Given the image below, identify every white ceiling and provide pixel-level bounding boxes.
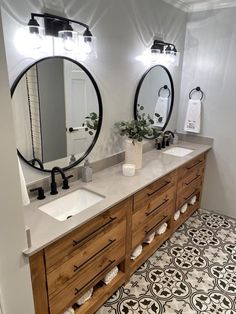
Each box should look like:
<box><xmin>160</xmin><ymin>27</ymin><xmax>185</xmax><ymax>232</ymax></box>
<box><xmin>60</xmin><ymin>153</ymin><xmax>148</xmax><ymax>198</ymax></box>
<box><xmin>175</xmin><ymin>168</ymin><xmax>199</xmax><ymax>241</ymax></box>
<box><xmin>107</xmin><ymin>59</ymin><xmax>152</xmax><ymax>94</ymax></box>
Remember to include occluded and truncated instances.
<box><xmin>162</xmin><ymin>0</ymin><xmax>236</xmax><ymax>12</ymax></box>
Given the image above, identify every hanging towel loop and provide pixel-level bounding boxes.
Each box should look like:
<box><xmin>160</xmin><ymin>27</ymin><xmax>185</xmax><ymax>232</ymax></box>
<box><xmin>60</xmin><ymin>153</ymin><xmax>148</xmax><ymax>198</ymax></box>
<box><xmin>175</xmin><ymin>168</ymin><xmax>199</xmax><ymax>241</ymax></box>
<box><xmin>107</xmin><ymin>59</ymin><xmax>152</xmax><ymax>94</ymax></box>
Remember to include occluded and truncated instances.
<box><xmin>158</xmin><ymin>85</ymin><xmax>171</xmax><ymax>98</ymax></box>
<box><xmin>189</xmin><ymin>86</ymin><xmax>204</xmax><ymax>101</ymax></box>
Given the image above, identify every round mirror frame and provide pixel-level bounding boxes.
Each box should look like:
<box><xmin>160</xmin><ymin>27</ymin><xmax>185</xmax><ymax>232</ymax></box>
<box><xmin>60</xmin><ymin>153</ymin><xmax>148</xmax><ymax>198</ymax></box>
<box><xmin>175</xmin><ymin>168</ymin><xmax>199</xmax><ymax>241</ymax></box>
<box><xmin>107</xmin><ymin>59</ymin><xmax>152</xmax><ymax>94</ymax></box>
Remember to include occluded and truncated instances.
<box><xmin>133</xmin><ymin>64</ymin><xmax>174</xmax><ymax>138</ymax></box>
<box><xmin>11</xmin><ymin>56</ymin><xmax>103</xmax><ymax>173</ymax></box>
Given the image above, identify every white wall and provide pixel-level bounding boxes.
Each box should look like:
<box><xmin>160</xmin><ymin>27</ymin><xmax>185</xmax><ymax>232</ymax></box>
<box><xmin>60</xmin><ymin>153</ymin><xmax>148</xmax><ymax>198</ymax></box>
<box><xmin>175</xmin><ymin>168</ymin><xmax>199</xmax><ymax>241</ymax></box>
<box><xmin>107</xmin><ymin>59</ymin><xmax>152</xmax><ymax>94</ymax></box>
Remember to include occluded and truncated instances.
<box><xmin>178</xmin><ymin>7</ymin><xmax>236</xmax><ymax>218</ymax></box>
<box><xmin>0</xmin><ymin>13</ymin><xmax>35</xmax><ymax>314</ymax></box>
<box><xmin>1</xmin><ymin>0</ymin><xmax>187</xmax><ymax>183</ymax></box>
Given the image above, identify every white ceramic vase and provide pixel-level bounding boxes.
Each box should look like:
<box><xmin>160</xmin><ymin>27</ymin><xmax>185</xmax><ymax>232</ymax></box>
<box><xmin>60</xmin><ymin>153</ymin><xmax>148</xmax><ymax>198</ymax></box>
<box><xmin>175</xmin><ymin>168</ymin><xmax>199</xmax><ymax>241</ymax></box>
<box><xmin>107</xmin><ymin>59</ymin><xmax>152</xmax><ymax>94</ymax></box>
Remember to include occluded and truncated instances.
<box><xmin>125</xmin><ymin>139</ymin><xmax>143</xmax><ymax>169</ymax></box>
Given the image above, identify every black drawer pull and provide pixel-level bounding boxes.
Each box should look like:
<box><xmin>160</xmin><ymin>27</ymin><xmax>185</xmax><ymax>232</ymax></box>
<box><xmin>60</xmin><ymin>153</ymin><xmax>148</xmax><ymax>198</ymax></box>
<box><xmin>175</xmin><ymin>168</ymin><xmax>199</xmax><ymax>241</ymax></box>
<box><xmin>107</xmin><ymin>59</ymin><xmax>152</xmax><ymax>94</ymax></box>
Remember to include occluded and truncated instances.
<box><xmin>146</xmin><ymin>198</ymin><xmax>169</xmax><ymax>217</ymax></box>
<box><xmin>185</xmin><ymin>175</ymin><xmax>201</xmax><ymax>186</ymax></box>
<box><xmin>147</xmin><ymin>181</ymin><xmax>171</xmax><ymax>197</ymax></box>
<box><xmin>74</xmin><ymin>259</ymin><xmax>116</xmax><ymax>296</ymax></box>
<box><xmin>184</xmin><ymin>189</ymin><xmax>198</xmax><ymax>201</ymax></box>
<box><xmin>73</xmin><ymin>239</ymin><xmax>116</xmax><ymax>272</ymax></box>
<box><xmin>186</xmin><ymin>160</ymin><xmax>202</xmax><ymax>170</ymax></box>
<box><xmin>73</xmin><ymin>216</ymin><xmax>117</xmax><ymax>248</ymax></box>
<box><xmin>145</xmin><ymin>215</ymin><xmax>167</xmax><ymax>235</ymax></box>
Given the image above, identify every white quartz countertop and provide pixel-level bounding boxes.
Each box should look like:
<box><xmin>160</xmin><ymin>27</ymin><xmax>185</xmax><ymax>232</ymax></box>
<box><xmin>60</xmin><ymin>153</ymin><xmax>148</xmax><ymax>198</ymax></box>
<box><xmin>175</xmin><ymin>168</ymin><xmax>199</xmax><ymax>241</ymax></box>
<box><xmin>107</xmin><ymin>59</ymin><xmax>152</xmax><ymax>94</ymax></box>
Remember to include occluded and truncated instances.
<box><xmin>23</xmin><ymin>141</ymin><xmax>211</xmax><ymax>256</ymax></box>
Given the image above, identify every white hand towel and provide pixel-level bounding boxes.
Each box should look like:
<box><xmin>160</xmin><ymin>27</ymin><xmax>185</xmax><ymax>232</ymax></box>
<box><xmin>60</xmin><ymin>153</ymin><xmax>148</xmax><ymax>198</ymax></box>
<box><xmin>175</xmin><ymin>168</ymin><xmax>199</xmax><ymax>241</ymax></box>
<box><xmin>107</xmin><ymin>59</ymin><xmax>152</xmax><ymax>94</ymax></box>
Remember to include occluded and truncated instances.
<box><xmin>17</xmin><ymin>157</ymin><xmax>30</xmax><ymax>206</ymax></box>
<box><xmin>189</xmin><ymin>195</ymin><xmax>197</xmax><ymax>205</ymax></box>
<box><xmin>102</xmin><ymin>266</ymin><xmax>119</xmax><ymax>285</ymax></box>
<box><xmin>184</xmin><ymin>99</ymin><xmax>201</xmax><ymax>133</ymax></box>
<box><xmin>156</xmin><ymin>222</ymin><xmax>168</xmax><ymax>235</ymax></box>
<box><xmin>174</xmin><ymin>210</ymin><xmax>180</xmax><ymax>221</ymax></box>
<box><xmin>180</xmin><ymin>203</ymin><xmax>188</xmax><ymax>214</ymax></box>
<box><xmin>76</xmin><ymin>288</ymin><xmax>93</xmax><ymax>306</ymax></box>
<box><xmin>144</xmin><ymin>232</ymin><xmax>155</xmax><ymax>244</ymax></box>
<box><xmin>153</xmin><ymin>97</ymin><xmax>169</xmax><ymax>128</ymax></box>
<box><xmin>63</xmin><ymin>308</ymin><xmax>74</xmax><ymax>314</ymax></box>
<box><xmin>131</xmin><ymin>245</ymin><xmax>143</xmax><ymax>260</ymax></box>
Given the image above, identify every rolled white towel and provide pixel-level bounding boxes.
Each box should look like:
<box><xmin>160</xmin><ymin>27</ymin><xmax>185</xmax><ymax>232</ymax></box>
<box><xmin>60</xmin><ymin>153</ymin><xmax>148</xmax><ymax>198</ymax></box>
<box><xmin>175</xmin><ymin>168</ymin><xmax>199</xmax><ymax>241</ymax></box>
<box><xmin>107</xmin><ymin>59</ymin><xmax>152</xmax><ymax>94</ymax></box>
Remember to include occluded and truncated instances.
<box><xmin>189</xmin><ymin>195</ymin><xmax>197</xmax><ymax>205</ymax></box>
<box><xmin>174</xmin><ymin>210</ymin><xmax>180</xmax><ymax>221</ymax></box>
<box><xmin>131</xmin><ymin>245</ymin><xmax>143</xmax><ymax>260</ymax></box>
<box><xmin>144</xmin><ymin>232</ymin><xmax>155</xmax><ymax>244</ymax></box>
<box><xmin>156</xmin><ymin>222</ymin><xmax>168</xmax><ymax>235</ymax></box>
<box><xmin>63</xmin><ymin>308</ymin><xmax>74</xmax><ymax>314</ymax></box>
<box><xmin>180</xmin><ymin>203</ymin><xmax>188</xmax><ymax>214</ymax></box>
<box><xmin>76</xmin><ymin>288</ymin><xmax>93</xmax><ymax>306</ymax></box>
<box><xmin>102</xmin><ymin>266</ymin><xmax>119</xmax><ymax>285</ymax></box>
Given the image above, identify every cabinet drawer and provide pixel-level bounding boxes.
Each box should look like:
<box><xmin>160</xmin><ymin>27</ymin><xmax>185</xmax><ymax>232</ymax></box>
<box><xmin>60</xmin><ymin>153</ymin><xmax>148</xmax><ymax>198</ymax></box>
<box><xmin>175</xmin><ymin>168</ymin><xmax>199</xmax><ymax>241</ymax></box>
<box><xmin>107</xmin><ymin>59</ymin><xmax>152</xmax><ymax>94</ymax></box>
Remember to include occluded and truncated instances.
<box><xmin>49</xmin><ymin>241</ymin><xmax>125</xmax><ymax>314</ymax></box>
<box><xmin>178</xmin><ymin>154</ymin><xmax>205</xmax><ymax>180</ymax></box>
<box><xmin>132</xmin><ymin>186</ymin><xmax>175</xmax><ymax>231</ymax></box>
<box><xmin>134</xmin><ymin>171</ymin><xmax>176</xmax><ymax>213</ymax></box>
<box><xmin>47</xmin><ymin>219</ymin><xmax>126</xmax><ymax>296</ymax></box>
<box><xmin>177</xmin><ymin>164</ymin><xmax>205</xmax><ymax>192</ymax></box>
<box><xmin>132</xmin><ymin>202</ymin><xmax>174</xmax><ymax>249</ymax></box>
<box><xmin>176</xmin><ymin>177</ymin><xmax>202</xmax><ymax>209</ymax></box>
<box><xmin>45</xmin><ymin>198</ymin><xmax>129</xmax><ymax>271</ymax></box>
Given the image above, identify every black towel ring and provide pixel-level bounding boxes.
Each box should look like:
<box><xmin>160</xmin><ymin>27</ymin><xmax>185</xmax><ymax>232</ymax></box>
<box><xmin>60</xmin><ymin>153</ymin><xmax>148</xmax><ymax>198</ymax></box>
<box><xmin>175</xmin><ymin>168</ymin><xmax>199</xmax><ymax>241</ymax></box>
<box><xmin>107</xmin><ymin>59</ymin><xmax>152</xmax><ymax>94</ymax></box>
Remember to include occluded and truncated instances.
<box><xmin>189</xmin><ymin>86</ymin><xmax>204</xmax><ymax>101</ymax></box>
<box><xmin>158</xmin><ymin>85</ymin><xmax>171</xmax><ymax>98</ymax></box>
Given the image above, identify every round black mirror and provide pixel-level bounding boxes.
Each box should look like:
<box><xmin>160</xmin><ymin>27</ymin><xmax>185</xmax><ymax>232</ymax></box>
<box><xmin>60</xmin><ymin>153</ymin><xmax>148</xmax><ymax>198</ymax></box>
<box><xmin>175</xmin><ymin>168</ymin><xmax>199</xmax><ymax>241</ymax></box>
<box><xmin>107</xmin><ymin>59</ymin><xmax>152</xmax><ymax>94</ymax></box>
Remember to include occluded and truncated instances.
<box><xmin>134</xmin><ymin>65</ymin><xmax>174</xmax><ymax>139</ymax></box>
<box><xmin>11</xmin><ymin>56</ymin><xmax>103</xmax><ymax>172</ymax></box>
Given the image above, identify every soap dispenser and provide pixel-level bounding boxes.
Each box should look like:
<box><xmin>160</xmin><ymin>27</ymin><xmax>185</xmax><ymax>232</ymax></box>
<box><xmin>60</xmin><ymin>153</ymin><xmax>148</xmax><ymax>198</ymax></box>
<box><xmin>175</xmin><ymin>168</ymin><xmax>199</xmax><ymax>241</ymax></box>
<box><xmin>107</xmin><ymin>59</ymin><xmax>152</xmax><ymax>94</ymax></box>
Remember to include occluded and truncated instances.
<box><xmin>81</xmin><ymin>159</ymin><xmax>93</xmax><ymax>182</ymax></box>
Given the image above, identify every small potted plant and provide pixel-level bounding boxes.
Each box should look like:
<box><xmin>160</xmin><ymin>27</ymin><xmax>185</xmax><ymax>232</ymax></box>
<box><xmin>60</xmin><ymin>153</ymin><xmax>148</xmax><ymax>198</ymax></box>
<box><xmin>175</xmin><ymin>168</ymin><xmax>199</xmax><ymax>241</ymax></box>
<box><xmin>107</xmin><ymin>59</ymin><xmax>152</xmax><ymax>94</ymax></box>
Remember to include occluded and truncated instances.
<box><xmin>115</xmin><ymin>105</ymin><xmax>155</xmax><ymax>169</ymax></box>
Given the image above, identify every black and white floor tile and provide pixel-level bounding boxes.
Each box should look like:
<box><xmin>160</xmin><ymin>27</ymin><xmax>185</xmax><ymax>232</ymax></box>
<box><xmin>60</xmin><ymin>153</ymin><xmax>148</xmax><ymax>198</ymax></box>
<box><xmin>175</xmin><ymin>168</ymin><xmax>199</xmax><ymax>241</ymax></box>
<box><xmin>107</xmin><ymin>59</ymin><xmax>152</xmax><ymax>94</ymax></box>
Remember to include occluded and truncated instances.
<box><xmin>97</xmin><ymin>209</ymin><xmax>236</xmax><ymax>314</ymax></box>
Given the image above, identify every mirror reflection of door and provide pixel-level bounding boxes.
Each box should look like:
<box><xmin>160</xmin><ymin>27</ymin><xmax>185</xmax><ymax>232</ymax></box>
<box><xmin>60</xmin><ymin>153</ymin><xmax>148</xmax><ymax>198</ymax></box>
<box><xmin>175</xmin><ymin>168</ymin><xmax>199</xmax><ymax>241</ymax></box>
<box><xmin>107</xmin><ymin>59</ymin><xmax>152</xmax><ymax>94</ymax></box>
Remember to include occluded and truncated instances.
<box><xmin>64</xmin><ymin>62</ymin><xmax>97</xmax><ymax>156</ymax></box>
<box><xmin>11</xmin><ymin>57</ymin><xmax>102</xmax><ymax>171</ymax></box>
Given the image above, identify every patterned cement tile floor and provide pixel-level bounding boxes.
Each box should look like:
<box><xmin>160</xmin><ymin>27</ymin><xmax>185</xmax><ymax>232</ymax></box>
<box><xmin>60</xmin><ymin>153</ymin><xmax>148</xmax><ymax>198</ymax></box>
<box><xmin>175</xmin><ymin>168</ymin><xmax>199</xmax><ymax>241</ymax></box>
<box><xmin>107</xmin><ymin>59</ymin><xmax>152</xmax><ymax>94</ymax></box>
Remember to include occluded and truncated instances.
<box><xmin>97</xmin><ymin>209</ymin><xmax>236</xmax><ymax>314</ymax></box>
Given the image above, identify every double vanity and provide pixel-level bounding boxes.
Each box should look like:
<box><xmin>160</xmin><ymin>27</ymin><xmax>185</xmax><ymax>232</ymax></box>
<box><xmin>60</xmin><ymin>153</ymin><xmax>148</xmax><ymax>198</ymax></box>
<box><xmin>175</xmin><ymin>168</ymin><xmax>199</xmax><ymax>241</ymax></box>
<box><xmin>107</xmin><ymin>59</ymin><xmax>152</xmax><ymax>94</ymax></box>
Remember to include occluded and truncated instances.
<box><xmin>9</xmin><ymin>51</ymin><xmax>212</xmax><ymax>313</ymax></box>
<box><xmin>24</xmin><ymin>142</ymin><xmax>211</xmax><ymax>314</ymax></box>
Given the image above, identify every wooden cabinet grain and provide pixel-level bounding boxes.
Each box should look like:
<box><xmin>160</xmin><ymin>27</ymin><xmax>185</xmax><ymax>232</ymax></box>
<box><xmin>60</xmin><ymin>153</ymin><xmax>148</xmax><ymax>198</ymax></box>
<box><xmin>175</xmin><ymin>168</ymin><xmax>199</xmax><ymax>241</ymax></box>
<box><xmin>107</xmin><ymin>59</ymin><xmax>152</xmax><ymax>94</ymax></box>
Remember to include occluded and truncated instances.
<box><xmin>29</xmin><ymin>153</ymin><xmax>207</xmax><ymax>314</ymax></box>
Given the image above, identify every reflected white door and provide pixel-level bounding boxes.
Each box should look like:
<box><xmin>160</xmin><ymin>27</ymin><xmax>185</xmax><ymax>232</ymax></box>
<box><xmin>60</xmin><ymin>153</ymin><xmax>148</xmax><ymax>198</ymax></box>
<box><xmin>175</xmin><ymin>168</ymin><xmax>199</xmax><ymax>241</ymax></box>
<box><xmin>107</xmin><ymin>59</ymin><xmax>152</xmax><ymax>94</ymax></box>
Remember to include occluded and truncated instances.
<box><xmin>64</xmin><ymin>62</ymin><xmax>91</xmax><ymax>157</ymax></box>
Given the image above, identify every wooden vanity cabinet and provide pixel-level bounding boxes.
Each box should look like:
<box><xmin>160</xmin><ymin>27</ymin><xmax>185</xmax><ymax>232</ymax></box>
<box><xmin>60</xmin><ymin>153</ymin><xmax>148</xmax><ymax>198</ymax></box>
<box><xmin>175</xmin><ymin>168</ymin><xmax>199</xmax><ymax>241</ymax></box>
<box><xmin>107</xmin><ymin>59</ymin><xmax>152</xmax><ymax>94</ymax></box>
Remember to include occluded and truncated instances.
<box><xmin>172</xmin><ymin>153</ymin><xmax>206</xmax><ymax>231</ymax></box>
<box><xmin>29</xmin><ymin>153</ymin><xmax>207</xmax><ymax>314</ymax></box>
<box><xmin>30</xmin><ymin>198</ymin><xmax>131</xmax><ymax>314</ymax></box>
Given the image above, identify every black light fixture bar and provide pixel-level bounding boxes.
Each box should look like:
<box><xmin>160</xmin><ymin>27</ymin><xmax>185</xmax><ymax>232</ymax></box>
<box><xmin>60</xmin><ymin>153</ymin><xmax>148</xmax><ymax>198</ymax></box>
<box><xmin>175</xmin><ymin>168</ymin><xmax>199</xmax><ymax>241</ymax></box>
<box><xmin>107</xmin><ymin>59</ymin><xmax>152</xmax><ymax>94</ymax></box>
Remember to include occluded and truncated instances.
<box><xmin>151</xmin><ymin>39</ymin><xmax>177</xmax><ymax>53</ymax></box>
<box><xmin>29</xmin><ymin>13</ymin><xmax>91</xmax><ymax>37</ymax></box>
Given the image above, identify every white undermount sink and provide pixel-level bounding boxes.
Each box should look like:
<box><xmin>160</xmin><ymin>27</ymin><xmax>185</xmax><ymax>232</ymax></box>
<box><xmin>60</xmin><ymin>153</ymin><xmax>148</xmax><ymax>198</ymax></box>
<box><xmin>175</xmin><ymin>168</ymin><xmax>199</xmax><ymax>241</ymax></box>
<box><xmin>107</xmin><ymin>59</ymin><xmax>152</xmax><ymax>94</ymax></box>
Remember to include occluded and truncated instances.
<box><xmin>162</xmin><ymin>147</ymin><xmax>194</xmax><ymax>157</ymax></box>
<box><xmin>39</xmin><ymin>188</ymin><xmax>105</xmax><ymax>221</ymax></box>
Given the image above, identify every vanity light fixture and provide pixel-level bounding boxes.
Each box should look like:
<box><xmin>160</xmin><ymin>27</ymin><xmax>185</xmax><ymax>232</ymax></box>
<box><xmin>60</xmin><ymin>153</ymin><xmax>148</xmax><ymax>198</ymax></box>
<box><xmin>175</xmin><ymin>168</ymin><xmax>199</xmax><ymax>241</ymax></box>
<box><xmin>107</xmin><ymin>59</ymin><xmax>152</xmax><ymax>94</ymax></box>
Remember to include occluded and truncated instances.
<box><xmin>150</xmin><ymin>39</ymin><xmax>180</xmax><ymax>66</ymax></box>
<box><xmin>25</xmin><ymin>13</ymin><xmax>97</xmax><ymax>57</ymax></box>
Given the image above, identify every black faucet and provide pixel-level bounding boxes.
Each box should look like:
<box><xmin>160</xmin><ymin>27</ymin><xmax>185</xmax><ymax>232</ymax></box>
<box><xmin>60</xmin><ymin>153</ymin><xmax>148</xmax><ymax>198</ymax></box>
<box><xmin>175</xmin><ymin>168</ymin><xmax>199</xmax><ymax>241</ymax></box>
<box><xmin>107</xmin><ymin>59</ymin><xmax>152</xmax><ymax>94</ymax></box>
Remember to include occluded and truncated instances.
<box><xmin>164</xmin><ymin>130</ymin><xmax>175</xmax><ymax>146</ymax></box>
<box><xmin>50</xmin><ymin>167</ymin><xmax>73</xmax><ymax>195</ymax></box>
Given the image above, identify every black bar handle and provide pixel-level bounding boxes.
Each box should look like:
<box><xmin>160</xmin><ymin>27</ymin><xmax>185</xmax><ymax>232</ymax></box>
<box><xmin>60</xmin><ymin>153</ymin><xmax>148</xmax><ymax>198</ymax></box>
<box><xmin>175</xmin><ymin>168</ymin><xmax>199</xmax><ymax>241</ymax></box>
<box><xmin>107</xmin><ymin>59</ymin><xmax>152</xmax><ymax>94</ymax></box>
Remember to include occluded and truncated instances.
<box><xmin>145</xmin><ymin>216</ymin><xmax>168</xmax><ymax>235</ymax></box>
<box><xmin>146</xmin><ymin>198</ymin><xmax>169</xmax><ymax>217</ymax></box>
<box><xmin>73</xmin><ymin>239</ymin><xmax>116</xmax><ymax>273</ymax></box>
<box><xmin>185</xmin><ymin>175</ymin><xmax>201</xmax><ymax>186</ymax></box>
<box><xmin>73</xmin><ymin>216</ymin><xmax>117</xmax><ymax>248</ymax></box>
<box><xmin>186</xmin><ymin>160</ymin><xmax>202</xmax><ymax>170</ymax></box>
<box><xmin>147</xmin><ymin>181</ymin><xmax>171</xmax><ymax>197</ymax></box>
<box><xmin>74</xmin><ymin>259</ymin><xmax>116</xmax><ymax>296</ymax></box>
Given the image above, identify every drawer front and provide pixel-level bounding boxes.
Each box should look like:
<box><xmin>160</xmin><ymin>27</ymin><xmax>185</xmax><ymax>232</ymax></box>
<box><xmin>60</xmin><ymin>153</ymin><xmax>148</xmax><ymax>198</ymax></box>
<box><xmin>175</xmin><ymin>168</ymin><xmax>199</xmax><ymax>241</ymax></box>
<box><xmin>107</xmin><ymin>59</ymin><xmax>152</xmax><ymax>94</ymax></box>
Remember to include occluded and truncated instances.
<box><xmin>132</xmin><ymin>202</ymin><xmax>174</xmax><ymax>249</ymax></box>
<box><xmin>47</xmin><ymin>219</ymin><xmax>126</xmax><ymax>296</ymax></box>
<box><xmin>178</xmin><ymin>154</ymin><xmax>205</xmax><ymax>180</ymax></box>
<box><xmin>134</xmin><ymin>171</ymin><xmax>177</xmax><ymax>213</ymax></box>
<box><xmin>176</xmin><ymin>177</ymin><xmax>202</xmax><ymax>209</ymax></box>
<box><xmin>132</xmin><ymin>186</ymin><xmax>175</xmax><ymax>231</ymax></box>
<box><xmin>45</xmin><ymin>198</ymin><xmax>129</xmax><ymax>271</ymax></box>
<box><xmin>177</xmin><ymin>163</ymin><xmax>205</xmax><ymax>192</ymax></box>
<box><xmin>49</xmin><ymin>241</ymin><xmax>125</xmax><ymax>314</ymax></box>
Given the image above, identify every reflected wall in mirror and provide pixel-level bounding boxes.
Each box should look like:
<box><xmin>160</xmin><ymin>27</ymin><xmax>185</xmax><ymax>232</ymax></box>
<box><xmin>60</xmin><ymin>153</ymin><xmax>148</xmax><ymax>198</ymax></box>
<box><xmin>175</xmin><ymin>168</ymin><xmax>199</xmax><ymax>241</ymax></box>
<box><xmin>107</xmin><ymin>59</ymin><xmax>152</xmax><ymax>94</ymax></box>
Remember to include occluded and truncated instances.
<box><xmin>134</xmin><ymin>65</ymin><xmax>174</xmax><ymax>138</ymax></box>
<box><xmin>11</xmin><ymin>57</ymin><xmax>103</xmax><ymax>172</ymax></box>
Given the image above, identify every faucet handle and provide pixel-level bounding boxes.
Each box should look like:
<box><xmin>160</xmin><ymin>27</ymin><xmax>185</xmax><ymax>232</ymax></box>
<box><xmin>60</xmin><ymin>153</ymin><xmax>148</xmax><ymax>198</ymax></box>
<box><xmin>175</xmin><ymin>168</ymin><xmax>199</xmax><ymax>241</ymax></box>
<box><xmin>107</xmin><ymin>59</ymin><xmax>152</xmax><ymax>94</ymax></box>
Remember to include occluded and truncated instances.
<box><xmin>62</xmin><ymin>175</ymin><xmax>74</xmax><ymax>190</ymax></box>
<box><xmin>30</xmin><ymin>187</ymin><xmax>45</xmax><ymax>200</ymax></box>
